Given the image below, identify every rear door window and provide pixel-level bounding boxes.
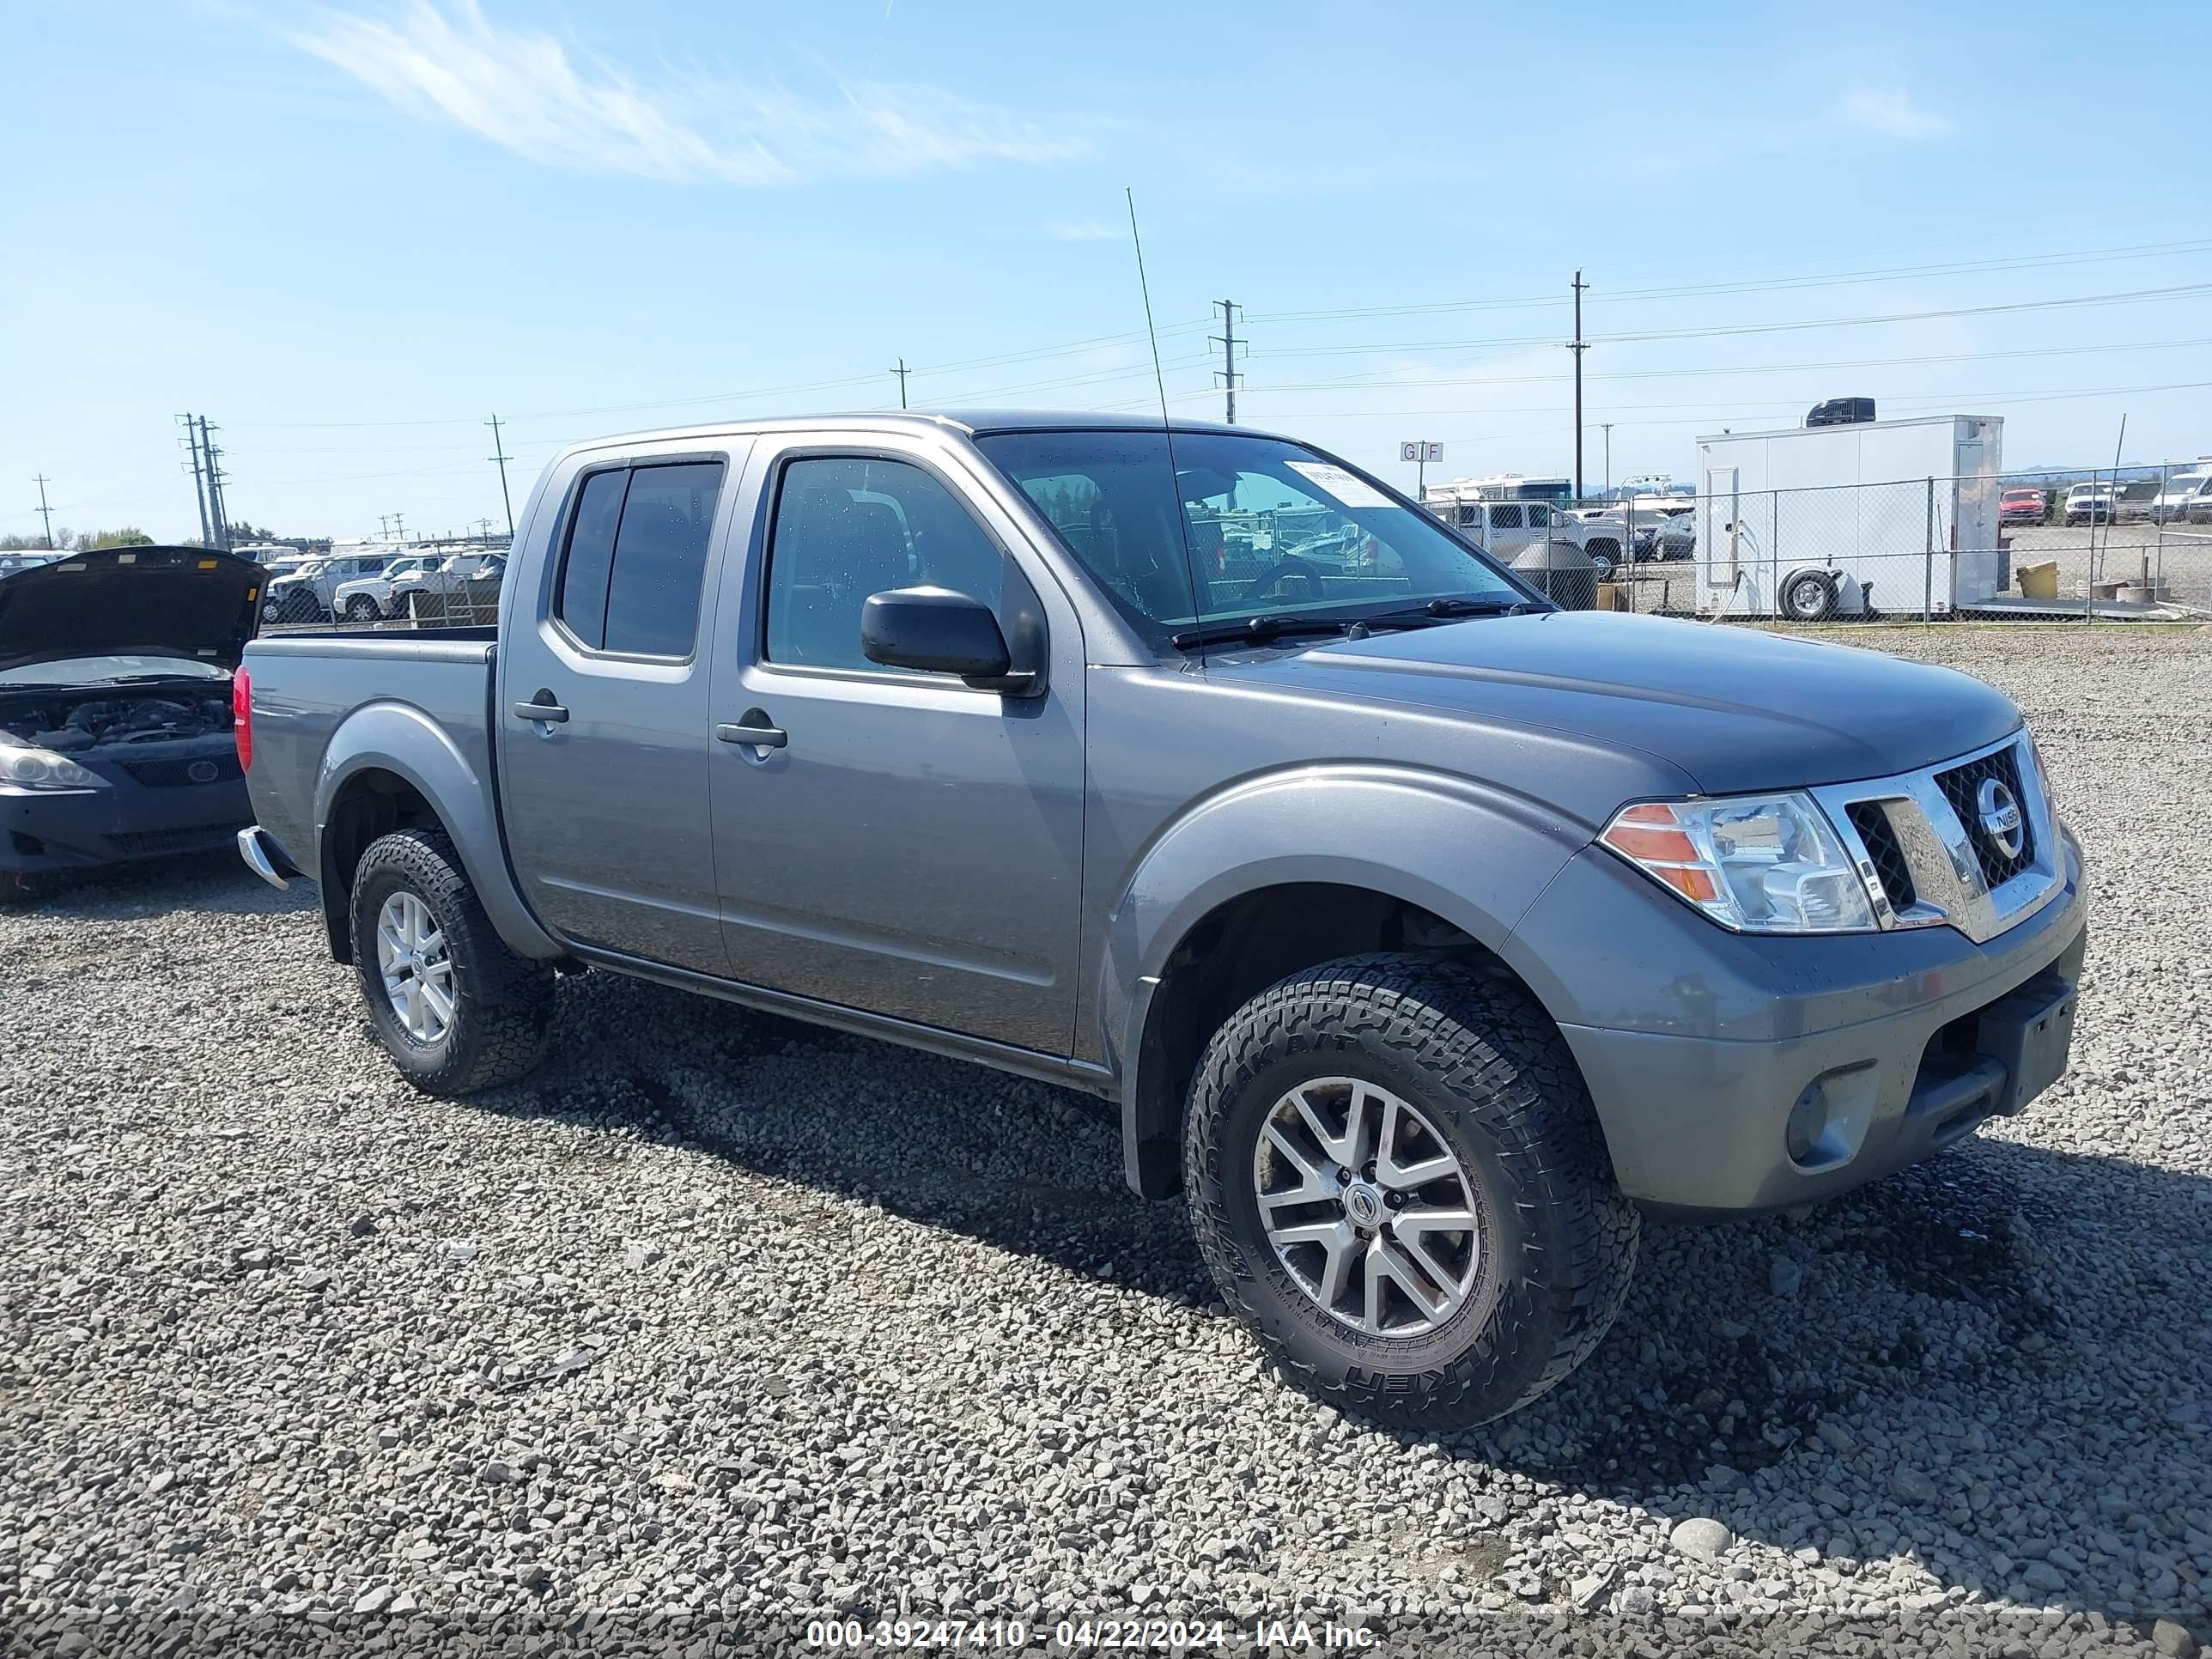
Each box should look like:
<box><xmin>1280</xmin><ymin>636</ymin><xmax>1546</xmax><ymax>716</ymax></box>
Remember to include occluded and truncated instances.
<box><xmin>555</xmin><ymin>461</ymin><xmax>726</xmax><ymax>656</ymax></box>
<box><xmin>1488</xmin><ymin>504</ymin><xmax>1525</xmax><ymax>530</ymax></box>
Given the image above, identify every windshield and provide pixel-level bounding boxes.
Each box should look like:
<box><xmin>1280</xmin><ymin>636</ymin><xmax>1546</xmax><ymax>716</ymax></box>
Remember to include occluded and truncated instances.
<box><xmin>2168</xmin><ymin>474</ymin><xmax>2210</xmax><ymax>495</ymax></box>
<box><xmin>0</xmin><ymin>654</ymin><xmax>230</xmax><ymax>685</ymax></box>
<box><xmin>975</xmin><ymin>429</ymin><xmax>1527</xmax><ymax>646</ymax></box>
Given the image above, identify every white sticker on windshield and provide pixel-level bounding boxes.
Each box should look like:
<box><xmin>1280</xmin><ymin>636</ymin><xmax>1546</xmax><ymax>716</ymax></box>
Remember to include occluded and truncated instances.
<box><xmin>1285</xmin><ymin>461</ymin><xmax>1394</xmax><ymax>510</ymax></box>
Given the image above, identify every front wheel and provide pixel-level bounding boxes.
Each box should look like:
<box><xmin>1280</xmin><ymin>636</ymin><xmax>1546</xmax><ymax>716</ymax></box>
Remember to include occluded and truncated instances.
<box><xmin>1184</xmin><ymin>956</ymin><xmax>1639</xmax><ymax>1429</ymax></box>
<box><xmin>349</xmin><ymin>828</ymin><xmax>554</xmax><ymax>1095</ymax></box>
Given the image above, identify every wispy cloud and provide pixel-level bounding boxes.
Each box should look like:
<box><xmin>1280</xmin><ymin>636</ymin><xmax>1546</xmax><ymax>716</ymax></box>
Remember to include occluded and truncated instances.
<box><xmin>1838</xmin><ymin>84</ymin><xmax>1954</xmax><ymax>141</ymax></box>
<box><xmin>289</xmin><ymin>0</ymin><xmax>1085</xmax><ymax>185</ymax></box>
<box><xmin>1045</xmin><ymin>216</ymin><xmax>1121</xmax><ymax>243</ymax></box>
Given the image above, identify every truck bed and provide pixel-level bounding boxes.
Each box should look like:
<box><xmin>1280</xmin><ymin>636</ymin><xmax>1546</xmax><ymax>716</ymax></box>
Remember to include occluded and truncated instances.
<box><xmin>241</xmin><ymin>630</ymin><xmax>501</xmax><ymax>878</ymax></box>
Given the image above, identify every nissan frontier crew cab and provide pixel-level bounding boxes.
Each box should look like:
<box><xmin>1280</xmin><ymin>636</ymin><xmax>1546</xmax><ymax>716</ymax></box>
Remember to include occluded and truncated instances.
<box><xmin>235</xmin><ymin>412</ymin><xmax>2087</xmax><ymax>1428</ymax></box>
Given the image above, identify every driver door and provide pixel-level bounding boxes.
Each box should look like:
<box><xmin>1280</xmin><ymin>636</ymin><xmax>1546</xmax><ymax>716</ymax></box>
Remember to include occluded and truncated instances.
<box><xmin>706</xmin><ymin>433</ymin><xmax>1086</xmax><ymax>1055</ymax></box>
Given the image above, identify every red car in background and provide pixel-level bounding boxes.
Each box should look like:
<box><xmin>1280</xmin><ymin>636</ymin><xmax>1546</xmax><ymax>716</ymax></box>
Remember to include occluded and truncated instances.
<box><xmin>2000</xmin><ymin>487</ymin><xmax>2049</xmax><ymax>526</ymax></box>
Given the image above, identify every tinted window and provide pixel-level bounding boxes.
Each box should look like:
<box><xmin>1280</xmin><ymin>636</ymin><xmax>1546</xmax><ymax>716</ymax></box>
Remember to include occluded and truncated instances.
<box><xmin>556</xmin><ymin>469</ymin><xmax>628</xmax><ymax>647</ymax></box>
<box><xmin>1527</xmin><ymin>504</ymin><xmax>1552</xmax><ymax>527</ymax></box>
<box><xmin>554</xmin><ymin>462</ymin><xmax>724</xmax><ymax>655</ymax></box>
<box><xmin>765</xmin><ymin>457</ymin><xmax>1006</xmax><ymax>672</ymax></box>
<box><xmin>605</xmin><ymin>462</ymin><xmax>723</xmax><ymax>655</ymax></box>
<box><xmin>1488</xmin><ymin>504</ymin><xmax>1524</xmax><ymax>529</ymax></box>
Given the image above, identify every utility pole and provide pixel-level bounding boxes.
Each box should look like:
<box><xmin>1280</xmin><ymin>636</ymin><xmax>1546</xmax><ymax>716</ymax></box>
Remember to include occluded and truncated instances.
<box><xmin>32</xmin><ymin>474</ymin><xmax>55</xmax><ymax>549</ymax></box>
<box><xmin>889</xmin><ymin>358</ymin><xmax>910</xmax><ymax>410</ymax></box>
<box><xmin>198</xmin><ymin>416</ymin><xmax>232</xmax><ymax>551</ymax></box>
<box><xmin>1601</xmin><ymin>422</ymin><xmax>1613</xmax><ymax>500</ymax></box>
<box><xmin>486</xmin><ymin>415</ymin><xmax>516</xmax><ymax>540</ymax></box>
<box><xmin>1569</xmin><ymin>270</ymin><xmax>1589</xmax><ymax>502</ymax></box>
<box><xmin>1210</xmin><ymin>300</ymin><xmax>1243</xmax><ymax>424</ymax></box>
<box><xmin>392</xmin><ymin>512</ymin><xmax>407</xmax><ymax>544</ymax></box>
<box><xmin>180</xmin><ymin>416</ymin><xmax>214</xmax><ymax>547</ymax></box>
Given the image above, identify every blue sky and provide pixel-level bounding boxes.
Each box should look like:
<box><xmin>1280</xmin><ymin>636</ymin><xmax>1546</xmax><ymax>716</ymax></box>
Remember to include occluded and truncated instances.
<box><xmin>5</xmin><ymin>0</ymin><xmax>2209</xmax><ymax>544</ymax></box>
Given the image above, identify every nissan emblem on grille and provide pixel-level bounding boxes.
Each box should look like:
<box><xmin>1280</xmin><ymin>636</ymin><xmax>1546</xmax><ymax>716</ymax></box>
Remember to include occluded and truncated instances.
<box><xmin>1978</xmin><ymin>777</ymin><xmax>2025</xmax><ymax>860</ymax></box>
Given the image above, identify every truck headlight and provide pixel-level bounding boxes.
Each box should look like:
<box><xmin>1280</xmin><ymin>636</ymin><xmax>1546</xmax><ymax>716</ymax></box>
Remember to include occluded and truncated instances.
<box><xmin>1600</xmin><ymin>793</ymin><xmax>1875</xmax><ymax>933</ymax></box>
<box><xmin>0</xmin><ymin>741</ymin><xmax>107</xmax><ymax>792</ymax></box>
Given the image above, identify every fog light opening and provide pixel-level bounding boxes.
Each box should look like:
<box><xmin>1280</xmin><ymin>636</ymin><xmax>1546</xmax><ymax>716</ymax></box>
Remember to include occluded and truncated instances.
<box><xmin>1785</xmin><ymin>1084</ymin><xmax>1831</xmax><ymax>1167</ymax></box>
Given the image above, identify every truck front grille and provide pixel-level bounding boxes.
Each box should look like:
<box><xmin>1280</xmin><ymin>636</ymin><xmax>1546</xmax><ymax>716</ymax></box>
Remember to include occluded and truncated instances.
<box><xmin>1844</xmin><ymin>802</ymin><xmax>1916</xmax><ymax>911</ymax></box>
<box><xmin>1933</xmin><ymin>746</ymin><xmax>2035</xmax><ymax>889</ymax></box>
<box><xmin>1813</xmin><ymin>733</ymin><xmax>2063</xmax><ymax>946</ymax></box>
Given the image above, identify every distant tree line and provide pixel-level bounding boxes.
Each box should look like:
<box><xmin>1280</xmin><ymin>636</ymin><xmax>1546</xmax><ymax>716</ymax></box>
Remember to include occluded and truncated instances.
<box><xmin>0</xmin><ymin>527</ymin><xmax>155</xmax><ymax>551</ymax></box>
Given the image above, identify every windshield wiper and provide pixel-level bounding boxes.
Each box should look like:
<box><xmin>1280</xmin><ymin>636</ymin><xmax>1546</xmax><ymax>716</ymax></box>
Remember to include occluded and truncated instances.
<box><xmin>1170</xmin><ymin>614</ymin><xmax>1373</xmax><ymax>651</ymax></box>
<box><xmin>1352</xmin><ymin>596</ymin><xmax>1553</xmax><ymax>627</ymax></box>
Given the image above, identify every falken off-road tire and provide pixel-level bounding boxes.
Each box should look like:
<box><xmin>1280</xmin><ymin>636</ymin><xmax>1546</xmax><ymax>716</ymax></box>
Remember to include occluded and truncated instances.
<box><xmin>348</xmin><ymin>828</ymin><xmax>553</xmax><ymax>1096</ymax></box>
<box><xmin>1184</xmin><ymin>954</ymin><xmax>1639</xmax><ymax>1430</ymax></box>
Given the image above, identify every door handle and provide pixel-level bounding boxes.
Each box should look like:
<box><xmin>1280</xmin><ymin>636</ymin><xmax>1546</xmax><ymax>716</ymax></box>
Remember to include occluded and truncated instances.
<box><xmin>715</xmin><ymin>716</ymin><xmax>787</xmax><ymax>749</ymax></box>
<box><xmin>513</xmin><ymin>693</ymin><xmax>569</xmax><ymax>723</ymax></box>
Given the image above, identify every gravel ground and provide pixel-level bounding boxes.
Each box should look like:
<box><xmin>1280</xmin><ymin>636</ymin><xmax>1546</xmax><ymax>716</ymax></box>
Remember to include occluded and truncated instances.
<box><xmin>3</xmin><ymin>626</ymin><xmax>2209</xmax><ymax>1659</ymax></box>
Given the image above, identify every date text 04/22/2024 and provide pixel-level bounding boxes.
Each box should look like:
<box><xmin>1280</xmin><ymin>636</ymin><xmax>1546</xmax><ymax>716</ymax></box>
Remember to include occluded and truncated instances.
<box><xmin>805</xmin><ymin>1617</ymin><xmax>1380</xmax><ymax>1650</ymax></box>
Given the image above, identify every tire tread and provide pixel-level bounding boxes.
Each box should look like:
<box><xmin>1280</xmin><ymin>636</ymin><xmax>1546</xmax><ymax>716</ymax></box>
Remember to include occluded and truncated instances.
<box><xmin>1182</xmin><ymin>952</ymin><xmax>1638</xmax><ymax>1429</ymax></box>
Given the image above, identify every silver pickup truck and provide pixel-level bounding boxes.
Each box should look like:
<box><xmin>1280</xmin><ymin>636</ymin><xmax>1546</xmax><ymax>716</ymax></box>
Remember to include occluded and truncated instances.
<box><xmin>235</xmin><ymin>411</ymin><xmax>2087</xmax><ymax>1428</ymax></box>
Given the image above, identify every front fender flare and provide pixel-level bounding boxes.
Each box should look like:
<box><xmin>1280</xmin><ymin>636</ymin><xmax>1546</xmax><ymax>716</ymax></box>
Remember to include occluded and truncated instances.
<box><xmin>1097</xmin><ymin>763</ymin><xmax>1590</xmax><ymax>1195</ymax></box>
<box><xmin>315</xmin><ymin>702</ymin><xmax>562</xmax><ymax>963</ymax></box>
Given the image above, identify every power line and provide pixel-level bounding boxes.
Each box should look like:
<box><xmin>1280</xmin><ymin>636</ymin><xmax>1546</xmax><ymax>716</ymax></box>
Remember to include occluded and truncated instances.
<box><xmin>1242</xmin><ymin>236</ymin><xmax>2212</xmax><ymax>327</ymax></box>
<box><xmin>1253</xmin><ymin>283</ymin><xmax>2212</xmax><ymax>360</ymax></box>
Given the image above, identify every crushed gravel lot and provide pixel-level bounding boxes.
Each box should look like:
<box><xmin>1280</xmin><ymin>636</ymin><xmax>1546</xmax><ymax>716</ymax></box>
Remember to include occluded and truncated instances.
<box><xmin>3</xmin><ymin>624</ymin><xmax>2208</xmax><ymax>1658</ymax></box>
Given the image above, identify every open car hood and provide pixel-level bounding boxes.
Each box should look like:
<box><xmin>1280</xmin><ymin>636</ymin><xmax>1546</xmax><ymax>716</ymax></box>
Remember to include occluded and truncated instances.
<box><xmin>0</xmin><ymin>546</ymin><xmax>264</xmax><ymax>675</ymax></box>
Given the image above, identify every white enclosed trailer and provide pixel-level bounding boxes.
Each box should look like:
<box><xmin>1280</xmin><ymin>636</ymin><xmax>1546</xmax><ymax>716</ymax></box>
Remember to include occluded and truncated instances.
<box><xmin>1694</xmin><ymin>414</ymin><xmax>2005</xmax><ymax>619</ymax></box>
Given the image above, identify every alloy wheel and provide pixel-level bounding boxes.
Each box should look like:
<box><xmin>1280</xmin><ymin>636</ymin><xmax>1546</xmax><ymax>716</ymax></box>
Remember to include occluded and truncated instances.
<box><xmin>375</xmin><ymin>890</ymin><xmax>454</xmax><ymax>1044</ymax></box>
<box><xmin>1251</xmin><ymin>1076</ymin><xmax>1482</xmax><ymax>1337</ymax></box>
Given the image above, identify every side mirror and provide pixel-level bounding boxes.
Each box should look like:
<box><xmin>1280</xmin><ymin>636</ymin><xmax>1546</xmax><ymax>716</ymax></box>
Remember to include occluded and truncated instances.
<box><xmin>860</xmin><ymin>586</ymin><xmax>1035</xmax><ymax>692</ymax></box>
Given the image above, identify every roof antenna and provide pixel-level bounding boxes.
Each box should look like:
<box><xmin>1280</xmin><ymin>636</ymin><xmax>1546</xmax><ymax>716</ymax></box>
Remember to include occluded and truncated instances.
<box><xmin>1126</xmin><ymin>187</ymin><xmax>1205</xmax><ymax>658</ymax></box>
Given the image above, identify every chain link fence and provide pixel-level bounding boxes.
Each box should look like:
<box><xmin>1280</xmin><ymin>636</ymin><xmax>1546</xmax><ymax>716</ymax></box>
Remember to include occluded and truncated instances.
<box><xmin>1588</xmin><ymin>462</ymin><xmax>2212</xmax><ymax>623</ymax></box>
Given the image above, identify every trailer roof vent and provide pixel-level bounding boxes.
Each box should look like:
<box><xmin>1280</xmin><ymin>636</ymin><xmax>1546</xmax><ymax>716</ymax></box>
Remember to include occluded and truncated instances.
<box><xmin>1807</xmin><ymin>397</ymin><xmax>1876</xmax><ymax>428</ymax></box>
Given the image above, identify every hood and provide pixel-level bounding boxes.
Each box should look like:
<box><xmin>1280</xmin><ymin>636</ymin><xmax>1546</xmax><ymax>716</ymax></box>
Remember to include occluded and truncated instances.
<box><xmin>0</xmin><ymin>546</ymin><xmax>264</xmax><ymax>675</ymax></box>
<box><xmin>1221</xmin><ymin>611</ymin><xmax>2021</xmax><ymax>795</ymax></box>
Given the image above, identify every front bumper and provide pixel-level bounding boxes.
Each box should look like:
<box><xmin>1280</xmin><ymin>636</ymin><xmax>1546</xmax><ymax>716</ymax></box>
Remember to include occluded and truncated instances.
<box><xmin>1506</xmin><ymin>828</ymin><xmax>2088</xmax><ymax>1218</ymax></box>
<box><xmin>1</xmin><ymin>776</ymin><xmax>251</xmax><ymax>874</ymax></box>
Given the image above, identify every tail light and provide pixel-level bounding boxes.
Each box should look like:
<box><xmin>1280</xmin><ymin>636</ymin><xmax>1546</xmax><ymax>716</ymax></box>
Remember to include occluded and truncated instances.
<box><xmin>233</xmin><ymin>667</ymin><xmax>253</xmax><ymax>772</ymax></box>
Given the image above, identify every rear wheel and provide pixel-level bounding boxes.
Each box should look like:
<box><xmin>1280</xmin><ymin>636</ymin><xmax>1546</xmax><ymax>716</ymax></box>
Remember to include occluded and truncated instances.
<box><xmin>1184</xmin><ymin>955</ymin><xmax>1639</xmax><ymax>1429</ymax></box>
<box><xmin>343</xmin><ymin>595</ymin><xmax>380</xmax><ymax>623</ymax></box>
<box><xmin>349</xmin><ymin>828</ymin><xmax>553</xmax><ymax>1095</ymax></box>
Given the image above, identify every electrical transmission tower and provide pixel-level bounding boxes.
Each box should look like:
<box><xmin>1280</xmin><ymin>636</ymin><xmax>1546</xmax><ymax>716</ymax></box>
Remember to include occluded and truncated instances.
<box><xmin>1210</xmin><ymin>301</ymin><xmax>1243</xmax><ymax>424</ymax></box>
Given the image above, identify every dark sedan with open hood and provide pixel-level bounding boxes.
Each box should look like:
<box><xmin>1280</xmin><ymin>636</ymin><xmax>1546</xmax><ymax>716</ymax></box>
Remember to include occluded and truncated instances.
<box><xmin>0</xmin><ymin>546</ymin><xmax>264</xmax><ymax>892</ymax></box>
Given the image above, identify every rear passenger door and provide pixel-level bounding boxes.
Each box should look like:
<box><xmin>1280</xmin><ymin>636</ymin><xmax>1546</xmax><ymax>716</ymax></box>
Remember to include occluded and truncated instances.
<box><xmin>498</xmin><ymin>439</ymin><xmax>752</xmax><ymax>976</ymax></box>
